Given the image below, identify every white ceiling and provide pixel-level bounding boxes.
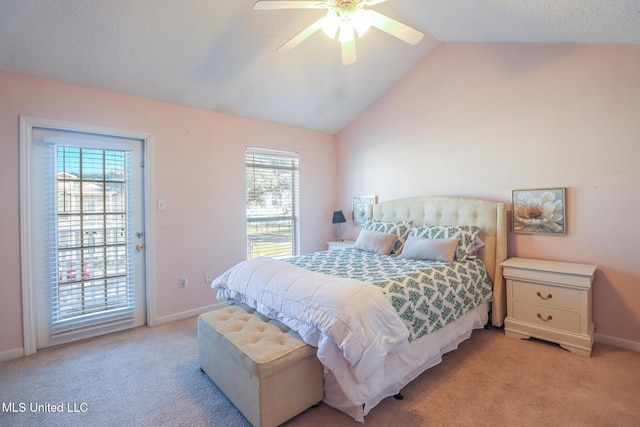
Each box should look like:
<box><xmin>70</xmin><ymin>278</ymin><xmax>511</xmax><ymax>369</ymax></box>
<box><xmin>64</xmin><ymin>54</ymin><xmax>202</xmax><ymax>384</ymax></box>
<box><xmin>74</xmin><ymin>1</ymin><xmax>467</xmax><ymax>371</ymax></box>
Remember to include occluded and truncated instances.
<box><xmin>1</xmin><ymin>0</ymin><xmax>639</xmax><ymax>134</ymax></box>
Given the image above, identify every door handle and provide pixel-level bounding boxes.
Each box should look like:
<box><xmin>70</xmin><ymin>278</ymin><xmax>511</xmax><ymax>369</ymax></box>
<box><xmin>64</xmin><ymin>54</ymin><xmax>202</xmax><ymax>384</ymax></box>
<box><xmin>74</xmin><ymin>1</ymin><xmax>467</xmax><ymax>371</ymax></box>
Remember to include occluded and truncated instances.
<box><xmin>136</xmin><ymin>243</ymin><xmax>144</xmax><ymax>251</ymax></box>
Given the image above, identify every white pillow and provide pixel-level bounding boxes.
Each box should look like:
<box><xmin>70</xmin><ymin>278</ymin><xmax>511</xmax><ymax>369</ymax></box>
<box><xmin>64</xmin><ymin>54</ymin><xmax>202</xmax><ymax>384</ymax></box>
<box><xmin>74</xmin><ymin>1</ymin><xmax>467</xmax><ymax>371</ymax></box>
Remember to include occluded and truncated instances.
<box><xmin>354</xmin><ymin>229</ymin><xmax>397</xmax><ymax>255</ymax></box>
<box><xmin>400</xmin><ymin>236</ymin><xmax>459</xmax><ymax>262</ymax></box>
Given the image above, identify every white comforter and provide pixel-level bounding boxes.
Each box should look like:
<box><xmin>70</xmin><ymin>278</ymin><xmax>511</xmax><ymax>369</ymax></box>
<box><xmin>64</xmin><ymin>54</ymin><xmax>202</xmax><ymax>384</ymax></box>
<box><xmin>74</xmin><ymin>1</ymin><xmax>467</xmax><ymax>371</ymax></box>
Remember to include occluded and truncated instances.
<box><xmin>212</xmin><ymin>256</ymin><xmax>410</xmax><ymax>404</ymax></box>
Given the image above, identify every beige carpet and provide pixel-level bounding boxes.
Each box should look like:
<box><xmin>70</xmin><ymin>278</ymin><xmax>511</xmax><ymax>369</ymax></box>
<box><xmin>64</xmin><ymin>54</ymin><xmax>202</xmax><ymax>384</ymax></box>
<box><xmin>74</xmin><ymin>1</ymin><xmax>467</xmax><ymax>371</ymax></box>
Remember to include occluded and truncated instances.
<box><xmin>1</xmin><ymin>317</ymin><xmax>638</xmax><ymax>427</ymax></box>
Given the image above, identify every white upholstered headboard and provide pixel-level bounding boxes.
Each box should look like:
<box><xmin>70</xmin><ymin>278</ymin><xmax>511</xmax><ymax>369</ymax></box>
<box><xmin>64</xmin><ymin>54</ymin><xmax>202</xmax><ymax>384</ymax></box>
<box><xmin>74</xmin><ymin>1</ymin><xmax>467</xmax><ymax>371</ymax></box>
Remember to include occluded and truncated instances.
<box><xmin>372</xmin><ymin>196</ymin><xmax>507</xmax><ymax>327</ymax></box>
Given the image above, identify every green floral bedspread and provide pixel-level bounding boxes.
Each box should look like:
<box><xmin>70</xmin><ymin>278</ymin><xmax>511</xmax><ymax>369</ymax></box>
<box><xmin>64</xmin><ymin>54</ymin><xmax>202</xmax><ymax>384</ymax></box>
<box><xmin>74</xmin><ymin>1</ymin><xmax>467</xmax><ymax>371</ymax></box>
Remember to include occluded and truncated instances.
<box><xmin>284</xmin><ymin>248</ymin><xmax>493</xmax><ymax>342</ymax></box>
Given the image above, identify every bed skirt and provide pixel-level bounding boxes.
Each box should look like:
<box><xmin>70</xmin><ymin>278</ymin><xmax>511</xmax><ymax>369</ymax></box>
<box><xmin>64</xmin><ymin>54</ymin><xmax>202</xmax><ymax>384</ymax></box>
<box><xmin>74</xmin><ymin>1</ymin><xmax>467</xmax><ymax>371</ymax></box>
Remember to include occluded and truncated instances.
<box><xmin>323</xmin><ymin>302</ymin><xmax>490</xmax><ymax>423</ymax></box>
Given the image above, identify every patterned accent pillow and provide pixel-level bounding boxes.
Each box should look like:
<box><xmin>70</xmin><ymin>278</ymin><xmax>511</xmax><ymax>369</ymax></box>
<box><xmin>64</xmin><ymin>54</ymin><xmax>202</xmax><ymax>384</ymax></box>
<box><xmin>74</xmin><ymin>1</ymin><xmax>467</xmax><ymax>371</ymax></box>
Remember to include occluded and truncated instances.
<box><xmin>362</xmin><ymin>220</ymin><xmax>413</xmax><ymax>254</ymax></box>
<box><xmin>466</xmin><ymin>235</ymin><xmax>485</xmax><ymax>258</ymax></box>
<box><xmin>409</xmin><ymin>225</ymin><xmax>481</xmax><ymax>261</ymax></box>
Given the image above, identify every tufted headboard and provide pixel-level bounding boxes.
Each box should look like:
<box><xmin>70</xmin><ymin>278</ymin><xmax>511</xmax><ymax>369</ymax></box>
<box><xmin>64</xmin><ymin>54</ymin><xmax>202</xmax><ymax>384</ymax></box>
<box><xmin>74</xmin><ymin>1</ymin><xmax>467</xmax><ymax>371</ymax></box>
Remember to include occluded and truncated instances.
<box><xmin>372</xmin><ymin>196</ymin><xmax>507</xmax><ymax>327</ymax></box>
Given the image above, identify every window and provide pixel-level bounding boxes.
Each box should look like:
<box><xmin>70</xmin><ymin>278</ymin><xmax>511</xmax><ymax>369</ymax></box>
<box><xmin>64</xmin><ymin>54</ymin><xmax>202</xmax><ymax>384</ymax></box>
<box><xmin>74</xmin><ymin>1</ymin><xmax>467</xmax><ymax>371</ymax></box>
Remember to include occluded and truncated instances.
<box><xmin>246</xmin><ymin>147</ymin><xmax>299</xmax><ymax>259</ymax></box>
<box><xmin>54</xmin><ymin>146</ymin><xmax>132</xmax><ymax>331</ymax></box>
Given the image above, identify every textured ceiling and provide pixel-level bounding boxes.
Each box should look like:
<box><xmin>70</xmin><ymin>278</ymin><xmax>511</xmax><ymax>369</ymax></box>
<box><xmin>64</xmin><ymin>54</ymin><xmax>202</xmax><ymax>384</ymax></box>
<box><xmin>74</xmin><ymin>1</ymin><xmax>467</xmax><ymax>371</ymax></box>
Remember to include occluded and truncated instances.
<box><xmin>1</xmin><ymin>0</ymin><xmax>639</xmax><ymax>134</ymax></box>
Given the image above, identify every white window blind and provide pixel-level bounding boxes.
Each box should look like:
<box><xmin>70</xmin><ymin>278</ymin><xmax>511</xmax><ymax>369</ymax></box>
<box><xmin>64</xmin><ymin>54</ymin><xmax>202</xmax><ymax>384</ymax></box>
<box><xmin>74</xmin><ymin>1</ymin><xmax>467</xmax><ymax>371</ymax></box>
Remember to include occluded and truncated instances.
<box><xmin>50</xmin><ymin>145</ymin><xmax>135</xmax><ymax>336</ymax></box>
<box><xmin>246</xmin><ymin>147</ymin><xmax>299</xmax><ymax>259</ymax></box>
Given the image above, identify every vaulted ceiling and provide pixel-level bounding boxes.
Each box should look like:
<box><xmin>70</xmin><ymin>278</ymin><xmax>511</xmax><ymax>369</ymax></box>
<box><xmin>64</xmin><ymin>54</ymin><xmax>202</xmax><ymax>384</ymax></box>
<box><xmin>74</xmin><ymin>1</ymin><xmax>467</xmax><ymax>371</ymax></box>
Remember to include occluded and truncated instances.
<box><xmin>1</xmin><ymin>0</ymin><xmax>639</xmax><ymax>134</ymax></box>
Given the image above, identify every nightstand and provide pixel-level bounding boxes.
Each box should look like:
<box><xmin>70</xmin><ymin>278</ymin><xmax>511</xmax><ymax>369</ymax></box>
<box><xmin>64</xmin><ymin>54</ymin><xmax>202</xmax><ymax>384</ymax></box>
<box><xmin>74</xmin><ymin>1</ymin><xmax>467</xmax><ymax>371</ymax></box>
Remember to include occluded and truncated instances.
<box><xmin>327</xmin><ymin>240</ymin><xmax>355</xmax><ymax>250</ymax></box>
<box><xmin>501</xmin><ymin>257</ymin><xmax>597</xmax><ymax>357</ymax></box>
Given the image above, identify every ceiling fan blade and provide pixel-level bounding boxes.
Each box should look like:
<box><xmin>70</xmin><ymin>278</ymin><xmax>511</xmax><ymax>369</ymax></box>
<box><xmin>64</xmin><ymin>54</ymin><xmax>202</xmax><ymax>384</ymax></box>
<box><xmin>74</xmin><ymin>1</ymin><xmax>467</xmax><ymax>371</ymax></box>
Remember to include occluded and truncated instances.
<box><xmin>277</xmin><ymin>19</ymin><xmax>322</xmax><ymax>53</ymax></box>
<box><xmin>254</xmin><ymin>1</ymin><xmax>325</xmax><ymax>10</ymax></box>
<box><xmin>341</xmin><ymin>40</ymin><xmax>356</xmax><ymax>65</ymax></box>
<box><xmin>370</xmin><ymin>10</ymin><xmax>424</xmax><ymax>45</ymax></box>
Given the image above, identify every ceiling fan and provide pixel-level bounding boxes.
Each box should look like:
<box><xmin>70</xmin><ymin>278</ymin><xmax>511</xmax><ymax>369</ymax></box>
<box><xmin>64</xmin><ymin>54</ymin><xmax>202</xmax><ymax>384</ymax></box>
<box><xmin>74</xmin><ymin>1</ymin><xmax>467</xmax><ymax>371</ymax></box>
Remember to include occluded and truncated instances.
<box><xmin>254</xmin><ymin>0</ymin><xmax>424</xmax><ymax>65</ymax></box>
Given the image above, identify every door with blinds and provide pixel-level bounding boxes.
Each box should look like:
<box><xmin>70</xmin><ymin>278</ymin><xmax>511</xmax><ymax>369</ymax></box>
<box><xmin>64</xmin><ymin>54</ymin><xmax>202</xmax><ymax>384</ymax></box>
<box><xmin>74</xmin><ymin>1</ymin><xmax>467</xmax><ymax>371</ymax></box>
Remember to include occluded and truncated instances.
<box><xmin>28</xmin><ymin>125</ymin><xmax>147</xmax><ymax>349</ymax></box>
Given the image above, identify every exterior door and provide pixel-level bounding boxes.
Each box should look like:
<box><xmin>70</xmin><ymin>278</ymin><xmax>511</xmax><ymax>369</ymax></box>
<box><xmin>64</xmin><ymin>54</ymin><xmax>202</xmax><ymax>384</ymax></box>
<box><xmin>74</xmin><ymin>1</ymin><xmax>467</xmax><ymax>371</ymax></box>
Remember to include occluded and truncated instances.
<box><xmin>26</xmin><ymin>124</ymin><xmax>147</xmax><ymax>349</ymax></box>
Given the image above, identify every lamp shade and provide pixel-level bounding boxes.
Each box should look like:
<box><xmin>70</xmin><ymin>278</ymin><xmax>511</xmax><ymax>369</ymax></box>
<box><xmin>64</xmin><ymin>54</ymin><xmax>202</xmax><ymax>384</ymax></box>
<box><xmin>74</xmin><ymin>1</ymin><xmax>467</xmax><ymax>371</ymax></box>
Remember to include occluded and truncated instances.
<box><xmin>332</xmin><ymin>210</ymin><xmax>346</xmax><ymax>224</ymax></box>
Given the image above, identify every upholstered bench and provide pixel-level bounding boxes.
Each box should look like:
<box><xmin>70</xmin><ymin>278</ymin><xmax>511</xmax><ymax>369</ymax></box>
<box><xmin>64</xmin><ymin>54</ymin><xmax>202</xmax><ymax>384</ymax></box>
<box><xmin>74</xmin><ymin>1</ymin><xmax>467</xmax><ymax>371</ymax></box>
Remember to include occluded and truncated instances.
<box><xmin>198</xmin><ymin>304</ymin><xmax>324</xmax><ymax>427</ymax></box>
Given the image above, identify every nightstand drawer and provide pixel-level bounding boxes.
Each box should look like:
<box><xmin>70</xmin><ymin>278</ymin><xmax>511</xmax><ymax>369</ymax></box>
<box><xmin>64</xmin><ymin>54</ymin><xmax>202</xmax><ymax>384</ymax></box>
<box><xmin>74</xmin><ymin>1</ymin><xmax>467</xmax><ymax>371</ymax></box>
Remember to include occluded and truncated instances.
<box><xmin>512</xmin><ymin>280</ymin><xmax>579</xmax><ymax>311</ymax></box>
<box><xmin>512</xmin><ymin>301</ymin><xmax>581</xmax><ymax>333</ymax></box>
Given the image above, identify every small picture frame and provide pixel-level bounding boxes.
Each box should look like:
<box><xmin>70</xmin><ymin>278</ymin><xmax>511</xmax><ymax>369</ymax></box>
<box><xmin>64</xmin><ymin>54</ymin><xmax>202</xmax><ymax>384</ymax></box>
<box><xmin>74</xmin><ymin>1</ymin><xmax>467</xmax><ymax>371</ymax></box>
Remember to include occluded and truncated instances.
<box><xmin>352</xmin><ymin>196</ymin><xmax>377</xmax><ymax>226</ymax></box>
<box><xmin>512</xmin><ymin>187</ymin><xmax>566</xmax><ymax>234</ymax></box>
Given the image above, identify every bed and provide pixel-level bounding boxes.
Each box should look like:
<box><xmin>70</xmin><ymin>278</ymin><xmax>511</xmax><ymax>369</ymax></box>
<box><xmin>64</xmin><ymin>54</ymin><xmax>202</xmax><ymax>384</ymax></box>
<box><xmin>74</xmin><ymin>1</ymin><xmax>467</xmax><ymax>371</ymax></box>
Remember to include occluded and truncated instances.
<box><xmin>212</xmin><ymin>196</ymin><xmax>507</xmax><ymax>422</ymax></box>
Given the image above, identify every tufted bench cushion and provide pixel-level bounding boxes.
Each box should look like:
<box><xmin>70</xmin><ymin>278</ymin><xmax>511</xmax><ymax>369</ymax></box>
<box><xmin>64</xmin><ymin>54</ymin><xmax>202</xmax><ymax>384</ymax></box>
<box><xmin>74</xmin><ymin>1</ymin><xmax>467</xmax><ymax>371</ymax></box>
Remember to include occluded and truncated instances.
<box><xmin>198</xmin><ymin>304</ymin><xmax>323</xmax><ymax>427</ymax></box>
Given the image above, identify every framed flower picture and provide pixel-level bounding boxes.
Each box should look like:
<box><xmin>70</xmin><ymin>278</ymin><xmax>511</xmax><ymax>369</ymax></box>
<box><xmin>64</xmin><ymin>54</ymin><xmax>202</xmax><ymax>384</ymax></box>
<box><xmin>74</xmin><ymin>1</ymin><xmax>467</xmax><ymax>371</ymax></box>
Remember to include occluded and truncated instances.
<box><xmin>512</xmin><ymin>188</ymin><xmax>566</xmax><ymax>234</ymax></box>
<box><xmin>352</xmin><ymin>196</ymin><xmax>377</xmax><ymax>226</ymax></box>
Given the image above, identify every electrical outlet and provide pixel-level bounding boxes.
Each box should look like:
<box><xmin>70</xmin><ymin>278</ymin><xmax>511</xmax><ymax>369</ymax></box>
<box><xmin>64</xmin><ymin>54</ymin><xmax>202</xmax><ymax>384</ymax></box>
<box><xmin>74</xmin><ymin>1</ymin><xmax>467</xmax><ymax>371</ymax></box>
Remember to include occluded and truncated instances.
<box><xmin>180</xmin><ymin>276</ymin><xmax>188</xmax><ymax>288</ymax></box>
<box><xmin>205</xmin><ymin>272</ymin><xmax>213</xmax><ymax>283</ymax></box>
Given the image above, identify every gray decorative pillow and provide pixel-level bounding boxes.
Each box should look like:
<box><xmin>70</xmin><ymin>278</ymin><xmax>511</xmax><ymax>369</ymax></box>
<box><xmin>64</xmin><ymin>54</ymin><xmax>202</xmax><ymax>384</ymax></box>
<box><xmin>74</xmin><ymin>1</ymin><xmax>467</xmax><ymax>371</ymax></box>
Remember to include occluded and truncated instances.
<box><xmin>409</xmin><ymin>225</ymin><xmax>481</xmax><ymax>261</ymax></box>
<box><xmin>400</xmin><ymin>236</ymin><xmax>459</xmax><ymax>262</ymax></box>
<box><xmin>354</xmin><ymin>229</ymin><xmax>397</xmax><ymax>255</ymax></box>
<box><xmin>362</xmin><ymin>219</ymin><xmax>413</xmax><ymax>254</ymax></box>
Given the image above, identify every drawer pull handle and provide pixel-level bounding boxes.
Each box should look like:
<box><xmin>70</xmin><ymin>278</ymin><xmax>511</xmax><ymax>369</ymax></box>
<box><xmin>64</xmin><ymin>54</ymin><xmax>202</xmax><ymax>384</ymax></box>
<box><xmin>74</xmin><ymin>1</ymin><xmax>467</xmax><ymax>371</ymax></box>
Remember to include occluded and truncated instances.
<box><xmin>537</xmin><ymin>313</ymin><xmax>553</xmax><ymax>321</ymax></box>
<box><xmin>536</xmin><ymin>291</ymin><xmax>552</xmax><ymax>300</ymax></box>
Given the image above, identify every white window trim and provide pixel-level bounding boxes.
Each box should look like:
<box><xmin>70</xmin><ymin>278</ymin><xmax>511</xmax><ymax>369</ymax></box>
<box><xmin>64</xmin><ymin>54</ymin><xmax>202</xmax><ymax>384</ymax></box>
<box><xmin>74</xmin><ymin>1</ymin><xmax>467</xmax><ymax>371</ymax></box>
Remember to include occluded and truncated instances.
<box><xmin>245</xmin><ymin>146</ymin><xmax>300</xmax><ymax>259</ymax></box>
<box><xmin>19</xmin><ymin>116</ymin><xmax>156</xmax><ymax>356</ymax></box>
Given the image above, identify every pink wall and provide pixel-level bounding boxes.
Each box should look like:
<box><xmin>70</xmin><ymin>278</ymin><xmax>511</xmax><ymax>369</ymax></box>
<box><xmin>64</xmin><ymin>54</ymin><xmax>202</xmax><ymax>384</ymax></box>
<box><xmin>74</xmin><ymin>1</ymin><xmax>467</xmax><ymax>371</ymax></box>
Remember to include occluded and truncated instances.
<box><xmin>0</xmin><ymin>71</ymin><xmax>337</xmax><ymax>356</ymax></box>
<box><xmin>337</xmin><ymin>43</ymin><xmax>640</xmax><ymax>344</ymax></box>
<box><xmin>2</xmin><ymin>43</ymin><xmax>638</xmax><ymax>355</ymax></box>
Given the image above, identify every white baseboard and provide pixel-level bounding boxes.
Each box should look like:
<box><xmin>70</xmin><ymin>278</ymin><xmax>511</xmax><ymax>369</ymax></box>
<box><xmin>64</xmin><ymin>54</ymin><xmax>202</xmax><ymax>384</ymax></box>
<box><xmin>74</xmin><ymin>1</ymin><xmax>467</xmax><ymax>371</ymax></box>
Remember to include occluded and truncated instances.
<box><xmin>595</xmin><ymin>333</ymin><xmax>640</xmax><ymax>353</ymax></box>
<box><xmin>152</xmin><ymin>302</ymin><xmax>227</xmax><ymax>326</ymax></box>
<box><xmin>0</xmin><ymin>303</ymin><xmax>226</xmax><ymax>362</ymax></box>
<box><xmin>0</xmin><ymin>347</ymin><xmax>25</xmax><ymax>362</ymax></box>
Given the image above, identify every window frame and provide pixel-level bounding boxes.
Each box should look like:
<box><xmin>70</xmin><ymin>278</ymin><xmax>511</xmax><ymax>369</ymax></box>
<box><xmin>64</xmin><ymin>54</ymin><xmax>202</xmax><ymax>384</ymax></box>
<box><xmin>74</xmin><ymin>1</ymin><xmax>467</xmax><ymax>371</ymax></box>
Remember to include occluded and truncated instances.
<box><xmin>245</xmin><ymin>147</ymin><xmax>300</xmax><ymax>259</ymax></box>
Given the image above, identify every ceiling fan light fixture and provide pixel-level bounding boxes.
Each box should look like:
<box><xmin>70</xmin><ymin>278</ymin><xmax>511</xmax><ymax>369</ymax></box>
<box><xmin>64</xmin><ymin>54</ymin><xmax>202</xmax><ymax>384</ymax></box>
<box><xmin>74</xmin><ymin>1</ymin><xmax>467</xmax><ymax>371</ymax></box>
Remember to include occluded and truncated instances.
<box><xmin>320</xmin><ymin>10</ymin><xmax>341</xmax><ymax>39</ymax></box>
<box><xmin>338</xmin><ymin>22</ymin><xmax>355</xmax><ymax>42</ymax></box>
<box><xmin>322</xmin><ymin>4</ymin><xmax>372</xmax><ymax>42</ymax></box>
<box><xmin>350</xmin><ymin>8</ymin><xmax>374</xmax><ymax>38</ymax></box>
